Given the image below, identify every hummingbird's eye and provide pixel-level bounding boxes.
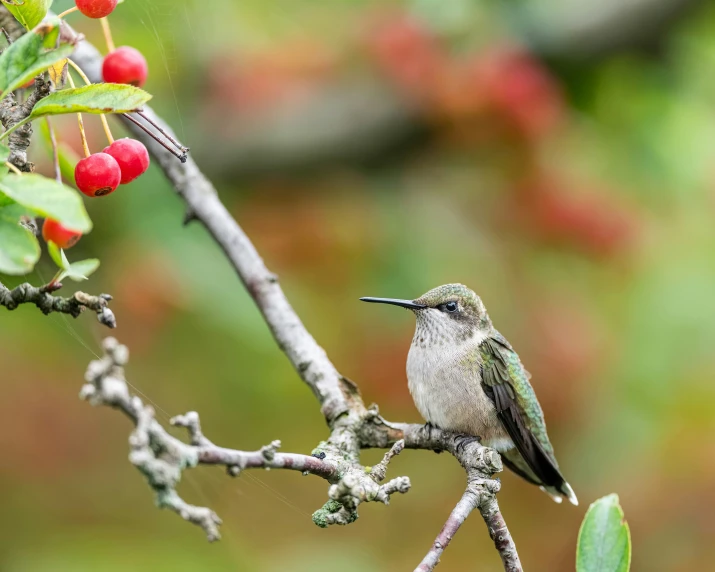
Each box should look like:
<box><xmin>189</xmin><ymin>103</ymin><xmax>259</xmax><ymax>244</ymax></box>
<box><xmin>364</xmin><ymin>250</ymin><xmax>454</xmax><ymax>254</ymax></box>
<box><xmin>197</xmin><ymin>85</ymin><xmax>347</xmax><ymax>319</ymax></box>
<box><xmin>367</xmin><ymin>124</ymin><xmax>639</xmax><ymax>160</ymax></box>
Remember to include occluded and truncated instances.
<box><xmin>441</xmin><ymin>301</ymin><xmax>458</xmax><ymax>313</ymax></box>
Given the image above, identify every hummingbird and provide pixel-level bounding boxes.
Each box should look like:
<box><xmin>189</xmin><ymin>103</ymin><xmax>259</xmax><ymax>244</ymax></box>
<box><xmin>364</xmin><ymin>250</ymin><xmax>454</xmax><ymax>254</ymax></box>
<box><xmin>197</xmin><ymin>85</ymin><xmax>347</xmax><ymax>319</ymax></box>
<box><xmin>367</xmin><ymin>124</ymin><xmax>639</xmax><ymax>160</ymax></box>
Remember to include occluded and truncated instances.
<box><xmin>361</xmin><ymin>283</ymin><xmax>577</xmax><ymax>505</ymax></box>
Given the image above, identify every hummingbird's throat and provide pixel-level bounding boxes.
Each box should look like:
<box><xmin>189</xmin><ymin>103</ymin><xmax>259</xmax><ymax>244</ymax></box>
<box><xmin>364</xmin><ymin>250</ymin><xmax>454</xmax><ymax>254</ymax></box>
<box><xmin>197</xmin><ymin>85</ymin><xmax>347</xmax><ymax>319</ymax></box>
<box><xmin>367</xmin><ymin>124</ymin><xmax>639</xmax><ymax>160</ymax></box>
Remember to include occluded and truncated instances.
<box><xmin>413</xmin><ymin>311</ymin><xmax>478</xmax><ymax>348</ymax></box>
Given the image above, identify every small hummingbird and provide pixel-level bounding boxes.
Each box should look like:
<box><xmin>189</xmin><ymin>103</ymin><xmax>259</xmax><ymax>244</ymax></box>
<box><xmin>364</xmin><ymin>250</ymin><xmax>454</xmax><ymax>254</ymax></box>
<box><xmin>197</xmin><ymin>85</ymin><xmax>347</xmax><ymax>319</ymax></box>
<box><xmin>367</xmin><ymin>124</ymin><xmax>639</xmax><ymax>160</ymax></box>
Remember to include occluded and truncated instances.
<box><xmin>361</xmin><ymin>283</ymin><xmax>577</xmax><ymax>505</ymax></box>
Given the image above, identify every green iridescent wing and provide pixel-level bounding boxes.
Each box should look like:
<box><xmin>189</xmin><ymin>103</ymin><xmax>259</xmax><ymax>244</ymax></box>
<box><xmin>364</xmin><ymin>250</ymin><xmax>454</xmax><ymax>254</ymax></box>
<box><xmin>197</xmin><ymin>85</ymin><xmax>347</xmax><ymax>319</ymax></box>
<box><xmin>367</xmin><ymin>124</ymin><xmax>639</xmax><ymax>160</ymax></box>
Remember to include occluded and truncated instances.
<box><xmin>479</xmin><ymin>331</ymin><xmax>567</xmax><ymax>493</ymax></box>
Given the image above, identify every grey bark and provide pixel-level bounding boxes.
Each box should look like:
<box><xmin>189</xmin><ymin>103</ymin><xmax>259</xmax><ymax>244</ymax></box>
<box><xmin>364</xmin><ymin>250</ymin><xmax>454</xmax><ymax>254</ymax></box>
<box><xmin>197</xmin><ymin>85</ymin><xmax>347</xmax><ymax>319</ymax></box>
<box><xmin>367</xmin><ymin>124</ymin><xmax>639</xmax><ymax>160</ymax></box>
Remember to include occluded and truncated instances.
<box><xmin>0</xmin><ymin>280</ymin><xmax>115</xmax><ymax>327</ymax></box>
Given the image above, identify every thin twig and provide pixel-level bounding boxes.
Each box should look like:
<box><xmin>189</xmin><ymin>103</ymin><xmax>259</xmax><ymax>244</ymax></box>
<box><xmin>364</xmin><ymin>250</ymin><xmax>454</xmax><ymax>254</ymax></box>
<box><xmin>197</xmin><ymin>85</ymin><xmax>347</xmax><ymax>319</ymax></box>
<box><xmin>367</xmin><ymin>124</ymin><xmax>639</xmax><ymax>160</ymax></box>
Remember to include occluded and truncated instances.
<box><xmin>136</xmin><ymin>109</ymin><xmax>189</xmax><ymax>152</ymax></box>
<box><xmin>122</xmin><ymin>112</ymin><xmax>187</xmax><ymax>162</ymax></box>
<box><xmin>81</xmin><ymin>338</ymin><xmax>410</xmax><ymax>540</ymax></box>
<box><xmin>0</xmin><ymin>281</ymin><xmax>116</xmax><ymax>327</ymax></box>
<box><xmin>415</xmin><ymin>487</ymin><xmax>479</xmax><ymax>571</ymax></box>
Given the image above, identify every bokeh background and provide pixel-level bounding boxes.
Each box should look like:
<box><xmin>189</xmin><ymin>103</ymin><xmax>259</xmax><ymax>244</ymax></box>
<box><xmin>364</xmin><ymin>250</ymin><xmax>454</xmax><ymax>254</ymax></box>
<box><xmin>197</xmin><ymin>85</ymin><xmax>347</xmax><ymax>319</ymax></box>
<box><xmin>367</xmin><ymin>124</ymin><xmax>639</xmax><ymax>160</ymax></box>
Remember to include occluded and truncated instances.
<box><xmin>2</xmin><ymin>0</ymin><xmax>715</xmax><ymax>570</ymax></box>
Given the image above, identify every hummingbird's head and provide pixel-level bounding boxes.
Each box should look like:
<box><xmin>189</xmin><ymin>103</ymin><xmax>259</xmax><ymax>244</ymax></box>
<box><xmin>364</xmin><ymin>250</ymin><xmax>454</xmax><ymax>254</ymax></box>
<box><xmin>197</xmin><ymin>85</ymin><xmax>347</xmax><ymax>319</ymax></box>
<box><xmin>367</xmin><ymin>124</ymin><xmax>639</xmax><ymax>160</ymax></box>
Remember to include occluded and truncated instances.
<box><xmin>360</xmin><ymin>283</ymin><xmax>491</xmax><ymax>344</ymax></box>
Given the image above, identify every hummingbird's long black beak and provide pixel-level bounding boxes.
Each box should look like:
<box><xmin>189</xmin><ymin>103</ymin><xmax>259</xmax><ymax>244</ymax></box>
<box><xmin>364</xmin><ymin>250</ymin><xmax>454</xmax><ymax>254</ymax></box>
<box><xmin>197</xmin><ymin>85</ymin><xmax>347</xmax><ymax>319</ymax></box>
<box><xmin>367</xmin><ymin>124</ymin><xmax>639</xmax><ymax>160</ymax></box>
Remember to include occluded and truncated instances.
<box><xmin>359</xmin><ymin>297</ymin><xmax>427</xmax><ymax>310</ymax></box>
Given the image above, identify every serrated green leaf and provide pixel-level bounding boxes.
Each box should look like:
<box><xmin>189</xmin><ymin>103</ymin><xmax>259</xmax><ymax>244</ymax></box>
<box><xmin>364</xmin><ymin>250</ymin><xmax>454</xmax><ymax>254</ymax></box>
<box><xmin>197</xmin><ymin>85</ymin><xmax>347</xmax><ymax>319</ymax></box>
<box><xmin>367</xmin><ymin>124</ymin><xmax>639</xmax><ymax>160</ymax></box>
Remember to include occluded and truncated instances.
<box><xmin>0</xmin><ymin>16</ymin><xmax>74</xmax><ymax>95</ymax></box>
<box><xmin>46</xmin><ymin>239</ymin><xmax>63</xmax><ymax>268</ymax></box>
<box><xmin>576</xmin><ymin>494</ymin><xmax>631</xmax><ymax>572</ymax></box>
<box><xmin>0</xmin><ymin>173</ymin><xmax>91</xmax><ymax>233</ymax></box>
<box><xmin>3</xmin><ymin>0</ymin><xmax>54</xmax><ymax>30</ymax></box>
<box><xmin>32</xmin><ymin>84</ymin><xmax>152</xmax><ymax>115</ymax></box>
<box><xmin>0</xmin><ymin>205</ymin><xmax>40</xmax><ymax>274</ymax></box>
<box><xmin>1</xmin><ymin>84</ymin><xmax>152</xmax><ymax>140</ymax></box>
<box><xmin>65</xmin><ymin>258</ymin><xmax>99</xmax><ymax>281</ymax></box>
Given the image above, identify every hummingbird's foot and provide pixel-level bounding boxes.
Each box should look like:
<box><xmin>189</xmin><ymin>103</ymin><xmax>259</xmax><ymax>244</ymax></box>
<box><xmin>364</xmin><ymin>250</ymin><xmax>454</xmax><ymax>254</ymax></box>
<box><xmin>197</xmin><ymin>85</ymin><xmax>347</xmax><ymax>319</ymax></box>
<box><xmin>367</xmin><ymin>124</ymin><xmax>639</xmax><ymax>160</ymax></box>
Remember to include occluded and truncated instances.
<box><xmin>454</xmin><ymin>433</ymin><xmax>482</xmax><ymax>455</ymax></box>
<box><xmin>420</xmin><ymin>421</ymin><xmax>435</xmax><ymax>438</ymax></box>
<box><xmin>420</xmin><ymin>422</ymin><xmax>444</xmax><ymax>454</ymax></box>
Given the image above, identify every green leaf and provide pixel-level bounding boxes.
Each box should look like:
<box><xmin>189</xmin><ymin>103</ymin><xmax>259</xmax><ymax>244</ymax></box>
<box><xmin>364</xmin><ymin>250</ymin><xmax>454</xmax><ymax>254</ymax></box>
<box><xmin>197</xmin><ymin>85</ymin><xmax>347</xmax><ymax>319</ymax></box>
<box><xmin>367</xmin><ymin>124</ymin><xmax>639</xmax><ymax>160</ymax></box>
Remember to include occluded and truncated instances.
<box><xmin>65</xmin><ymin>258</ymin><xmax>99</xmax><ymax>281</ymax></box>
<box><xmin>0</xmin><ymin>204</ymin><xmax>40</xmax><ymax>274</ymax></box>
<box><xmin>0</xmin><ymin>16</ymin><xmax>74</xmax><ymax>95</ymax></box>
<box><xmin>0</xmin><ymin>173</ymin><xmax>91</xmax><ymax>233</ymax></box>
<box><xmin>1</xmin><ymin>84</ymin><xmax>152</xmax><ymax>140</ymax></box>
<box><xmin>48</xmin><ymin>243</ymin><xmax>99</xmax><ymax>282</ymax></box>
<box><xmin>31</xmin><ymin>83</ymin><xmax>152</xmax><ymax>115</ymax></box>
<box><xmin>46</xmin><ymin>239</ymin><xmax>63</xmax><ymax>268</ymax></box>
<box><xmin>59</xmin><ymin>244</ymin><xmax>69</xmax><ymax>268</ymax></box>
<box><xmin>56</xmin><ymin>141</ymin><xmax>79</xmax><ymax>185</ymax></box>
<box><xmin>3</xmin><ymin>0</ymin><xmax>54</xmax><ymax>30</ymax></box>
<box><xmin>0</xmin><ymin>143</ymin><xmax>10</xmax><ymax>165</ymax></box>
<box><xmin>39</xmin><ymin>119</ymin><xmax>79</xmax><ymax>185</ymax></box>
<box><xmin>0</xmin><ymin>142</ymin><xmax>10</xmax><ymax>181</ymax></box>
<box><xmin>576</xmin><ymin>494</ymin><xmax>631</xmax><ymax>572</ymax></box>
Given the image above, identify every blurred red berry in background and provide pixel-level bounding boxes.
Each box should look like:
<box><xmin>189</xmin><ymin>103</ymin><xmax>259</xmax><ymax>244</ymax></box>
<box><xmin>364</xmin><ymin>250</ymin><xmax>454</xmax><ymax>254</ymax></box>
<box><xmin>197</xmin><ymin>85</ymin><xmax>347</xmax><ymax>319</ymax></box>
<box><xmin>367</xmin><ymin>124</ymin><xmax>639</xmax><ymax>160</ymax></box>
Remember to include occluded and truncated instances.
<box><xmin>465</xmin><ymin>47</ymin><xmax>563</xmax><ymax>139</ymax></box>
<box><xmin>42</xmin><ymin>218</ymin><xmax>82</xmax><ymax>249</ymax></box>
<box><xmin>366</xmin><ymin>11</ymin><xmax>448</xmax><ymax>98</ymax></box>
<box><xmin>509</xmin><ymin>175</ymin><xmax>637</xmax><ymax>256</ymax></box>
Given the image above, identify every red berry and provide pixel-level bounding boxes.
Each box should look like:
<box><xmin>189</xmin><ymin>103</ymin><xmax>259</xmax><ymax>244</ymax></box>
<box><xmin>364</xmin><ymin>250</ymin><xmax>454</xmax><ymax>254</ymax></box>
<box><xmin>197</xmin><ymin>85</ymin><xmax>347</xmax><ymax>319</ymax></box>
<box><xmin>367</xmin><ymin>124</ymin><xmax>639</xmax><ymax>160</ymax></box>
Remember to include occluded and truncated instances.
<box><xmin>42</xmin><ymin>218</ymin><xmax>82</xmax><ymax>249</ymax></box>
<box><xmin>75</xmin><ymin>153</ymin><xmax>122</xmax><ymax>197</ymax></box>
<box><xmin>75</xmin><ymin>0</ymin><xmax>118</xmax><ymax>19</ymax></box>
<box><xmin>102</xmin><ymin>47</ymin><xmax>148</xmax><ymax>87</ymax></box>
<box><xmin>103</xmin><ymin>138</ymin><xmax>150</xmax><ymax>184</ymax></box>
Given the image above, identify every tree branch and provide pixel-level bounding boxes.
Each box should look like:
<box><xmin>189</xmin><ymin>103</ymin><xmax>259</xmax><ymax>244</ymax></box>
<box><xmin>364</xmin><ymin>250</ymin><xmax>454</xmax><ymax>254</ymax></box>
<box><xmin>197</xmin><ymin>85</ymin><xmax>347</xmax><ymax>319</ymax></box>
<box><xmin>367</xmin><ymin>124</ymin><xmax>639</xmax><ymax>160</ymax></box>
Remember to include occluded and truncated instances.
<box><xmin>416</xmin><ymin>486</ymin><xmax>479</xmax><ymax>571</ymax></box>
<box><xmin>71</xmin><ymin>37</ymin><xmax>356</xmax><ymax>427</ymax></box>
<box><xmin>0</xmin><ymin>74</ymin><xmax>52</xmax><ymax>172</ymax></box>
<box><xmin>0</xmin><ymin>280</ymin><xmax>116</xmax><ymax>327</ymax></box>
<box><xmin>81</xmin><ymin>337</ymin><xmax>410</xmax><ymax>540</ymax></box>
<box><xmin>359</xmin><ymin>418</ymin><xmax>522</xmax><ymax>570</ymax></box>
<box><xmin>0</xmin><ymin>12</ymin><xmax>526</xmax><ymax>569</ymax></box>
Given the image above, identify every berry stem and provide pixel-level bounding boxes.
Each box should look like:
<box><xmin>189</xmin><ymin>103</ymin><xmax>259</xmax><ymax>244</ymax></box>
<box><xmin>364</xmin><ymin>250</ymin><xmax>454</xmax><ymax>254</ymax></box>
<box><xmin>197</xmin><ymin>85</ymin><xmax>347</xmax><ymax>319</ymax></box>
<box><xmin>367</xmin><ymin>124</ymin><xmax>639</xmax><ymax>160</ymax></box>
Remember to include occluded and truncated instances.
<box><xmin>45</xmin><ymin>117</ymin><xmax>62</xmax><ymax>183</ymax></box>
<box><xmin>67</xmin><ymin>73</ymin><xmax>91</xmax><ymax>157</ymax></box>
<box><xmin>5</xmin><ymin>162</ymin><xmax>22</xmax><ymax>175</ymax></box>
<box><xmin>100</xmin><ymin>17</ymin><xmax>116</xmax><ymax>53</ymax></box>
<box><xmin>57</xmin><ymin>6</ymin><xmax>79</xmax><ymax>19</ymax></box>
<box><xmin>67</xmin><ymin>58</ymin><xmax>92</xmax><ymax>85</ymax></box>
<box><xmin>122</xmin><ymin>113</ymin><xmax>187</xmax><ymax>162</ymax></box>
<box><xmin>67</xmin><ymin>59</ymin><xmax>115</xmax><ymax>145</ymax></box>
<box><xmin>100</xmin><ymin>115</ymin><xmax>115</xmax><ymax>145</ymax></box>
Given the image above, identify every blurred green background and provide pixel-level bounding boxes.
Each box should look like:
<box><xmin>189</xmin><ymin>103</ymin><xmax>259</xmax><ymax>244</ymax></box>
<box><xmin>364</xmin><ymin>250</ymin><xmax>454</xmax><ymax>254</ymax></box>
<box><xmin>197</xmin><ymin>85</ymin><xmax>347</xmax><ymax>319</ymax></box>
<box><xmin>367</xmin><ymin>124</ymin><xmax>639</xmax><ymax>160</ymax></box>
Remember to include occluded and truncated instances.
<box><xmin>2</xmin><ymin>0</ymin><xmax>715</xmax><ymax>570</ymax></box>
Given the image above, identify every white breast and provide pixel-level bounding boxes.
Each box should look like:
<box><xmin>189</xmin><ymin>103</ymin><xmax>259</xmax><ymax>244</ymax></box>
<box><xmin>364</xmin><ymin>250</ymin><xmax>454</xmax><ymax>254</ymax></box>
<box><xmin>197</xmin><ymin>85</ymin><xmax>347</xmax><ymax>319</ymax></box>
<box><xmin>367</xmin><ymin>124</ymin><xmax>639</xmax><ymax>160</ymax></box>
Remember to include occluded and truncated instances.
<box><xmin>406</xmin><ymin>331</ymin><xmax>509</xmax><ymax>444</ymax></box>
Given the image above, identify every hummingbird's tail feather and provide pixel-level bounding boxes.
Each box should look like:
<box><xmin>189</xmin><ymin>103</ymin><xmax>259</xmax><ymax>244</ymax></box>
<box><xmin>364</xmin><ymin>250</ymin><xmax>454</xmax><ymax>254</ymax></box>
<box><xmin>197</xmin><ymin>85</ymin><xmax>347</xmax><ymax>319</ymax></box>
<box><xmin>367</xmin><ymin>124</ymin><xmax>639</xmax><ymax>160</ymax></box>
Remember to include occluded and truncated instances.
<box><xmin>540</xmin><ymin>486</ymin><xmax>563</xmax><ymax>504</ymax></box>
<box><xmin>501</xmin><ymin>447</ymin><xmax>578</xmax><ymax>505</ymax></box>
<box><xmin>562</xmin><ymin>482</ymin><xmax>578</xmax><ymax>506</ymax></box>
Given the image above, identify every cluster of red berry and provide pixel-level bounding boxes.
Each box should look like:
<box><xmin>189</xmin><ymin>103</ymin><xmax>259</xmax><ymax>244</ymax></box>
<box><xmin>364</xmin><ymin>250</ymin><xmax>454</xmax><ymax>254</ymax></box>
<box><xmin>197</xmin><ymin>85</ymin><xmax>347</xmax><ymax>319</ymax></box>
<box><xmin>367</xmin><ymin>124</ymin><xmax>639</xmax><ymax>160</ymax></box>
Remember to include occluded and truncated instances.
<box><xmin>43</xmin><ymin>0</ymin><xmax>151</xmax><ymax>249</ymax></box>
